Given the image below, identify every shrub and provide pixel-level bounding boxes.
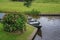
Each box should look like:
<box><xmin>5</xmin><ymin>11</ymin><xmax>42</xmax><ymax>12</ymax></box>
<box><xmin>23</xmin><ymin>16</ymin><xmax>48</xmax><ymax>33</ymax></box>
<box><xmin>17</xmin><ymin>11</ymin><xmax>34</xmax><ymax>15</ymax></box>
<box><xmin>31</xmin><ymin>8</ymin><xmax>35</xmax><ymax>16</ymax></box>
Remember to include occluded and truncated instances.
<box><xmin>24</xmin><ymin>0</ymin><xmax>33</xmax><ymax>7</ymax></box>
<box><xmin>25</xmin><ymin>9</ymin><xmax>40</xmax><ymax>16</ymax></box>
<box><xmin>11</xmin><ymin>0</ymin><xmax>24</xmax><ymax>1</ymax></box>
<box><xmin>11</xmin><ymin>0</ymin><xmax>17</xmax><ymax>1</ymax></box>
<box><xmin>24</xmin><ymin>2</ymin><xmax>31</xmax><ymax>7</ymax></box>
<box><xmin>2</xmin><ymin>13</ymin><xmax>27</xmax><ymax>33</ymax></box>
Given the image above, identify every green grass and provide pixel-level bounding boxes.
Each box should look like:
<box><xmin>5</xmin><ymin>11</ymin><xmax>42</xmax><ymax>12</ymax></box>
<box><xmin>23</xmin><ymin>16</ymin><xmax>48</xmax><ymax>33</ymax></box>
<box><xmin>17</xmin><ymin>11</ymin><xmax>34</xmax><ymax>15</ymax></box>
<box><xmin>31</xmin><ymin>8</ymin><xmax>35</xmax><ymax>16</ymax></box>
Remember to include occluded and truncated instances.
<box><xmin>0</xmin><ymin>0</ymin><xmax>60</xmax><ymax>14</ymax></box>
<box><xmin>0</xmin><ymin>0</ymin><xmax>10</xmax><ymax>2</ymax></box>
<box><xmin>34</xmin><ymin>0</ymin><xmax>60</xmax><ymax>3</ymax></box>
<box><xmin>0</xmin><ymin>23</ymin><xmax>35</xmax><ymax>40</ymax></box>
<box><xmin>0</xmin><ymin>2</ymin><xmax>60</xmax><ymax>14</ymax></box>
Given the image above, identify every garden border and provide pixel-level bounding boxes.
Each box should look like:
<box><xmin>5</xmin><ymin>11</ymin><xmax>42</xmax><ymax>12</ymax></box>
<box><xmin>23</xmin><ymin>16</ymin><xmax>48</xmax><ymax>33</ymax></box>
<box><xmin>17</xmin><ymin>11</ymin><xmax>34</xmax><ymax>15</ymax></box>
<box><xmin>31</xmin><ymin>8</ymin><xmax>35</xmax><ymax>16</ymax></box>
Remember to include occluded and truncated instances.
<box><xmin>28</xmin><ymin>28</ymin><xmax>38</xmax><ymax>40</ymax></box>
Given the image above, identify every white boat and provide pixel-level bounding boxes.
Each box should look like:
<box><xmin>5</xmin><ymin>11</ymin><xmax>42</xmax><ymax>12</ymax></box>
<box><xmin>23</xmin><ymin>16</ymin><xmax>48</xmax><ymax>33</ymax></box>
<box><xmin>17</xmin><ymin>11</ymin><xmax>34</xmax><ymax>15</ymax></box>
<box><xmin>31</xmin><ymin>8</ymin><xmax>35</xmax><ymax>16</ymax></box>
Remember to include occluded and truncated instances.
<box><xmin>28</xmin><ymin>17</ymin><xmax>42</xmax><ymax>28</ymax></box>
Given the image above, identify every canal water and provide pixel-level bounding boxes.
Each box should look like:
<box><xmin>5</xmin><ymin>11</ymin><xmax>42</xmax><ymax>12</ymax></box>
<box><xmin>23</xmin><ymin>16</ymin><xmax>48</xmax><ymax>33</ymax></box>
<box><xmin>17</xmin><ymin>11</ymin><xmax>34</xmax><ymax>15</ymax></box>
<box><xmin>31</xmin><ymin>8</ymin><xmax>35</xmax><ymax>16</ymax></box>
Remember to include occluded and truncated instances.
<box><xmin>34</xmin><ymin>16</ymin><xmax>60</xmax><ymax>40</ymax></box>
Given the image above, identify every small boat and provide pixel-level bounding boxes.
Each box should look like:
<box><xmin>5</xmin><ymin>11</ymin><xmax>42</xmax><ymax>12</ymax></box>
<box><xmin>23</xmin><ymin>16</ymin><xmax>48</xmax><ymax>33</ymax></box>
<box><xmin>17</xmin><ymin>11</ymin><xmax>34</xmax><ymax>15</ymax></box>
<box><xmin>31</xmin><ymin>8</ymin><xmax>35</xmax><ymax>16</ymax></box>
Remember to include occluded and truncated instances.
<box><xmin>27</xmin><ymin>17</ymin><xmax>42</xmax><ymax>28</ymax></box>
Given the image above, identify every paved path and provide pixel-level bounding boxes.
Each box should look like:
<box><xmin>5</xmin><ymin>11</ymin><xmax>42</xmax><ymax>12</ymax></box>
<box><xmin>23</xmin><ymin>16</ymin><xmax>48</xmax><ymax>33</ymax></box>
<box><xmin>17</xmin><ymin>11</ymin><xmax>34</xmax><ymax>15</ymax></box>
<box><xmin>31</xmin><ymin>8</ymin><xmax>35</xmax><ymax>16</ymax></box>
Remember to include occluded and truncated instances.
<box><xmin>34</xmin><ymin>16</ymin><xmax>60</xmax><ymax>40</ymax></box>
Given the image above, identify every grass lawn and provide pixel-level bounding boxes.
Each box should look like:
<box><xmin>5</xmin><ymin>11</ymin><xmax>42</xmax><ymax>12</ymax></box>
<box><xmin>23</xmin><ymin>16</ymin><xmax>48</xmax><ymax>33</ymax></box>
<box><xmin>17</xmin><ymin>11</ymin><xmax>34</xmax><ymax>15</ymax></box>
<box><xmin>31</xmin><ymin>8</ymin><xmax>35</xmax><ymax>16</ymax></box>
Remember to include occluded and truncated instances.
<box><xmin>0</xmin><ymin>2</ymin><xmax>60</xmax><ymax>14</ymax></box>
<box><xmin>0</xmin><ymin>23</ymin><xmax>35</xmax><ymax>40</ymax></box>
<box><xmin>0</xmin><ymin>0</ymin><xmax>60</xmax><ymax>14</ymax></box>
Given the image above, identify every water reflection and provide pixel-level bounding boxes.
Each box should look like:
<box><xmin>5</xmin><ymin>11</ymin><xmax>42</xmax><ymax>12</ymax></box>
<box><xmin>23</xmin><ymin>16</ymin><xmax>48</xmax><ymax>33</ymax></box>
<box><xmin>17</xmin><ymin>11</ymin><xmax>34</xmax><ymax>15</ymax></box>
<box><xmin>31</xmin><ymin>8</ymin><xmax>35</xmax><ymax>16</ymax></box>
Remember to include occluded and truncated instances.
<box><xmin>34</xmin><ymin>16</ymin><xmax>60</xmax><ymax>40</ymax></box>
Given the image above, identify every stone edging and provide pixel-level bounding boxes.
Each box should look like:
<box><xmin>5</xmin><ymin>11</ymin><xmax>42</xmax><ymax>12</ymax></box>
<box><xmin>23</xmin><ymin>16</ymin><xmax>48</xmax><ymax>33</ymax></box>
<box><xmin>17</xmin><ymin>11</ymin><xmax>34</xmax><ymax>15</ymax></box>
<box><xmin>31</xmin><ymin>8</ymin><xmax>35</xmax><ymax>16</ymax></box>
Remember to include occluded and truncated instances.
<box><xmin>39</xmin><ymin>14</ymin><xmax>60</xmax><ymax>16</ymax></box>
<box><xmin>28</xmin><ymin>28</ymin><xmax>38</xmax><ymax>40</ymax></box>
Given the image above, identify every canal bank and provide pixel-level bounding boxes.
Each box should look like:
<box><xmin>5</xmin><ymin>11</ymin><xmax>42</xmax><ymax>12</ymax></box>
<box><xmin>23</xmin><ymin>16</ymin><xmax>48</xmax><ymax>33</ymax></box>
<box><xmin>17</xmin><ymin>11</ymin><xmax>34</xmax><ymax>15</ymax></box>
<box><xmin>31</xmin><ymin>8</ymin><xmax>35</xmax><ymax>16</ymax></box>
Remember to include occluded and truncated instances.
<box><xmin>1</xmin><ymin>13</ymin><xmax>60</xmax><ymax>40</ymax></box>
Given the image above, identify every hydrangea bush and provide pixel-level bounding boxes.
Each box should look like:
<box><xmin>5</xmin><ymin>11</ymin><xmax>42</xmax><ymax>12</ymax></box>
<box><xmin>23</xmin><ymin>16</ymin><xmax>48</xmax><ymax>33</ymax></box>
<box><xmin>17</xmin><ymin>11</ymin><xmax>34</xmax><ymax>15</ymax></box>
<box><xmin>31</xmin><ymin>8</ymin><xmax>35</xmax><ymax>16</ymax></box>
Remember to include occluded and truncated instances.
<box><xmin>2</xmin><ymin>13</ymin><xmax>27</xmax><ymax>33</ymax></box>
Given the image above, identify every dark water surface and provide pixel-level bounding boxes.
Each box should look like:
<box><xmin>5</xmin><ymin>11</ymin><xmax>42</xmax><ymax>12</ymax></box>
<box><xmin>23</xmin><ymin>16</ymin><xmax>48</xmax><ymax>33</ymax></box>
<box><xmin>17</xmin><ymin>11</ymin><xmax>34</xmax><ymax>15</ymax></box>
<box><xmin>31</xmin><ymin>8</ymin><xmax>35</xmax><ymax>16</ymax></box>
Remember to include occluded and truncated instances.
<box><xmin>34</xmin><ymin>16</ymin><xmax>60</xmax><ymax>40</ymax></box>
